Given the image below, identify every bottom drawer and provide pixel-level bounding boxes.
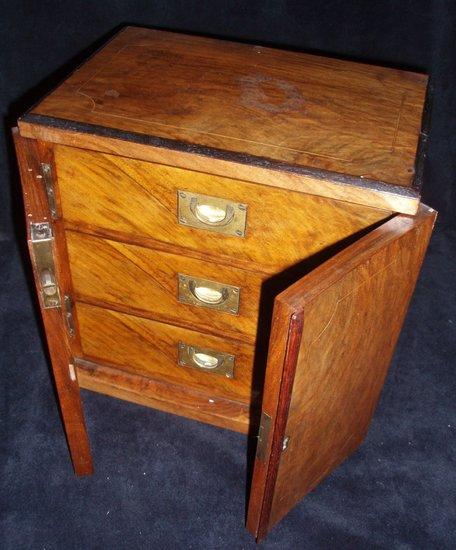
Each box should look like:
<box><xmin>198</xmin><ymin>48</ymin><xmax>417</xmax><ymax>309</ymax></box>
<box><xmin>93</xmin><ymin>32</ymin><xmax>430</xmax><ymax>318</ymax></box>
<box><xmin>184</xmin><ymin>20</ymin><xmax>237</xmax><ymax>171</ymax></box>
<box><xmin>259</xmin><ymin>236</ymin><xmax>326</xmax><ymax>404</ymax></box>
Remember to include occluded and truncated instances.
<box><xmin>76</xmin><ymin>302</ymin><xmax>256</xmax><ymax>403</ymax></box>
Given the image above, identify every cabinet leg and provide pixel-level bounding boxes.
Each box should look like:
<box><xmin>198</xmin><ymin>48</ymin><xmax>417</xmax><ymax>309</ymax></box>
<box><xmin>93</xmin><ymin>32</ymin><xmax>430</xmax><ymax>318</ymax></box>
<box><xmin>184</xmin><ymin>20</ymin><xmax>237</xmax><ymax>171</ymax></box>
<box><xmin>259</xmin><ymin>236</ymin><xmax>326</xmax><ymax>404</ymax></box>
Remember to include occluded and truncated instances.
<box><xmin>44</xmin><ymin>310</ymin><xmax>94</xmax><ymax>476</ymax></box>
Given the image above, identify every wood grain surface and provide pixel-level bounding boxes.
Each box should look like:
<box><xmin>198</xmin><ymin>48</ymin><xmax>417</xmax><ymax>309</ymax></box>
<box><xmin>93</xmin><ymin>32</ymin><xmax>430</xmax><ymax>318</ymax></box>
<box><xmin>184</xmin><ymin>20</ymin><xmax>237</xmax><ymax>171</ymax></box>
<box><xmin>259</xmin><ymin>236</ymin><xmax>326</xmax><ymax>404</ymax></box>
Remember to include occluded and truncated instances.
<box><xmin>76</xmin><ymin>302</ymin><xmax>256</xmax><ymax>403</ymax></box>
<box><xmin>66</xmin><ymin>230</ymin><xmax>263</xmax><ymax>343</ymax></box>
<box><xmin>54</xmin><ymin>145</ymin><xmax>391</xmax><ymax>273</ymax></box>
<box><xmin>76</xmin><ymin>358</ymin><xmax>251</xmax><ymax>433</ymax></box>
<box><xmin>247</xmin><ymin>205</ymin><xmax>436</xmax><ymax>540</ymax></box>
<box><xmin>13</xmin><ymin>131</ymin><xmax>93</xmax><ymax>476</ymax></box>
<box><xmin>23</xmin><ymin>26</ymin><xmax>427</xmax><ymax>188</ymax></box>
<box><xmin>19</xmin><ymin>121</ymin><xmax>422</xmax><ymax>215</ymax></box>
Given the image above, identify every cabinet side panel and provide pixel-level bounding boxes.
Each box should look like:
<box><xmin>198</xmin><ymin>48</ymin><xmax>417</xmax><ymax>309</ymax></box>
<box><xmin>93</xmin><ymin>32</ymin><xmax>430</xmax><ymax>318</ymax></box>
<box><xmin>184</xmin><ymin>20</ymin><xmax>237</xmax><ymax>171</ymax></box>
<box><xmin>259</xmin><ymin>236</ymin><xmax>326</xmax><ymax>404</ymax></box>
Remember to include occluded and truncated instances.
<box><xmin>13</xmin><ymin>130</ymin><xmax>93</xmax><ymax>476</ymax></box>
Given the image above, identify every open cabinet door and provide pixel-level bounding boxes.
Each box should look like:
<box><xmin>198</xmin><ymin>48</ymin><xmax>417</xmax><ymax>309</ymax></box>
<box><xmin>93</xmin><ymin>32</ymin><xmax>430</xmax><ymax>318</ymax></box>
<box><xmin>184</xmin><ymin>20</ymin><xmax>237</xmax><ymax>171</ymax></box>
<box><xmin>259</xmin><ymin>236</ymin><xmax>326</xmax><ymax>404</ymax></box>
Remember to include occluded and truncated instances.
<box><xmin>247</xmin><ymin>205</ymin><xmax>436</xmax><ymax>541</ymax></box>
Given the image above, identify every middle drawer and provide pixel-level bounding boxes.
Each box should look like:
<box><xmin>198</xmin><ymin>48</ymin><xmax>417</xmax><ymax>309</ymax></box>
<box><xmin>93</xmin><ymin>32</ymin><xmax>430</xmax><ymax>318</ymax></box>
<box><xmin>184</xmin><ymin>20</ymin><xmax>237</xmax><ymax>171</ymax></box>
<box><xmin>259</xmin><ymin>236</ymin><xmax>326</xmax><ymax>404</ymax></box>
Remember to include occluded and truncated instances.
<box><xmin>66</xmin><ymin>230</ymin><xmax>263</xmax><ymax>343</ymax></box>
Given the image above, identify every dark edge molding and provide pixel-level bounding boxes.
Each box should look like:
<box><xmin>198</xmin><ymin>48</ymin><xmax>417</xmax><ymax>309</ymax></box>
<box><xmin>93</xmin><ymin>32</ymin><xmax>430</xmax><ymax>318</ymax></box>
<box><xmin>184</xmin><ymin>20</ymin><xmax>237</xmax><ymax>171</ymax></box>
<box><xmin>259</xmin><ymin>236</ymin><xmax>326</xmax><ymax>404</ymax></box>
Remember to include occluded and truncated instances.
<box><xmin>20</xmin><ymin>113</ymin><xmax>420</xmax><ymax>202</ymax></box>
<box><xmin>412</xmin><ymin>78</ymin><xmax>433</xmax><ymax>193</ymax></box>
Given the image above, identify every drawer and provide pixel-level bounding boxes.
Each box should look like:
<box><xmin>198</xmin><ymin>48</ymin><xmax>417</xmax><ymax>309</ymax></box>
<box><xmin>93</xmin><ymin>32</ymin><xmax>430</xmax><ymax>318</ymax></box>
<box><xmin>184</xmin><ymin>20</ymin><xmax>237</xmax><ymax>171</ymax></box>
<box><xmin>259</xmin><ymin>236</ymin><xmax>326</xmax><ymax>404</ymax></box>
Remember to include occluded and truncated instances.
<box><xmin>76</xmin><ymin>302</ymin><xmax>256</xmax><ymax>402</ymax></box>
<box><xmin>66</xmin><ymin>230</ymin><xmax>263</xmax><ymax>343</ymax></box>
<box><xmin>55</xmin><ymin>145</ymin><xmax>390</xmax><ymax>273</ymax></box>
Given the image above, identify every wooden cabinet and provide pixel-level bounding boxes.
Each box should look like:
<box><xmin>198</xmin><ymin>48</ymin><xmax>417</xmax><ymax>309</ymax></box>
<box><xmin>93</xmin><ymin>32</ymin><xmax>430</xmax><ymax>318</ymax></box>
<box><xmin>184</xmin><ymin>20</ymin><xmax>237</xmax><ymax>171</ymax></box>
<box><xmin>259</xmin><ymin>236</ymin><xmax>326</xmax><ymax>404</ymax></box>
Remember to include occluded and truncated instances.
<box><xmin>14</xmin><ymin>27</ymin><xmax>436</xmax><ymax>541</ymax></box>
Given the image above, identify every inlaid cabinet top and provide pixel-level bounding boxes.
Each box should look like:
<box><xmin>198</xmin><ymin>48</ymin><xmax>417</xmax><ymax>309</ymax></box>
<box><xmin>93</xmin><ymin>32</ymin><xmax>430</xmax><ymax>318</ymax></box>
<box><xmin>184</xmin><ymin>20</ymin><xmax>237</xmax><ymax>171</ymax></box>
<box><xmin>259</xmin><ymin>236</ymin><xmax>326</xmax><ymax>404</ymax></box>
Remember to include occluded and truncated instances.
<box><xmin>21</xmin><ymin>26</ymin><xmax>429</xmax><ymax>203</ymax></box>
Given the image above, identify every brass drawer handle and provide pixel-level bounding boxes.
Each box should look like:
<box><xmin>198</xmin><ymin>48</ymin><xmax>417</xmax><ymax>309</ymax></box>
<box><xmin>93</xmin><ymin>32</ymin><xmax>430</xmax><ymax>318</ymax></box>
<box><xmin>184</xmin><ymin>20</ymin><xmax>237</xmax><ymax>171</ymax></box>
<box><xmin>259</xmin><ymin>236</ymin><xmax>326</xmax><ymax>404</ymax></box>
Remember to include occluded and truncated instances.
<box><xmin>178</xmin><ymin>274</ymin><xmax>240</xmax><ymax>314</ymax></box>
<box><xmin>178</xmin><ymin>190</ymin><xmax>247</xmax><ymax>237</ymax></box>
<box><xmin>192</xmin><ymin>350</ymin><xmax>220</xmax><ymax>369</ymax></box>
<box><xmin>190</xmin><ymin>197</ymin><xmax>234</xmax><ymax>226</ymax></box>
<box><xmin>178</xmin><ymin>342</ymin><xmax>235</xmax><ymax>378</ymax></box>
<box><xmin>190</xmin><ymin>280</ymin><xmax>227</xmax><ymax>305</ymax></box>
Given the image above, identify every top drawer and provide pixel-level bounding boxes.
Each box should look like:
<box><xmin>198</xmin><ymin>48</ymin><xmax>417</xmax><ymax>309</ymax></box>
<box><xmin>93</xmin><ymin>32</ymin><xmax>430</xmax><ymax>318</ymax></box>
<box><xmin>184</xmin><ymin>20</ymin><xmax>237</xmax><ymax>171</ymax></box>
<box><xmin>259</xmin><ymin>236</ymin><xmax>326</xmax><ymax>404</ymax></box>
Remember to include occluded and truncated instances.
<box><xmin>54</xmin><ymin>145</ymin><xmax>389</xmax><ymax>273</ymax></box>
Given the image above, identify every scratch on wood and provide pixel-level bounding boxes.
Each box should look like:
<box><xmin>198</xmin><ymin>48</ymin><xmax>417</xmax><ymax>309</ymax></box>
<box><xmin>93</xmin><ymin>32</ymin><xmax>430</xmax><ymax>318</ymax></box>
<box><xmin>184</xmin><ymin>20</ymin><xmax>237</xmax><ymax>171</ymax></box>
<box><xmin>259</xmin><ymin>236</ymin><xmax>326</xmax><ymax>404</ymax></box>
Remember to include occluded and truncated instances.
<box><xmin>309</xmin><ymin>258</ymin><xmax>399</xmax><ymax>346</ymax></box>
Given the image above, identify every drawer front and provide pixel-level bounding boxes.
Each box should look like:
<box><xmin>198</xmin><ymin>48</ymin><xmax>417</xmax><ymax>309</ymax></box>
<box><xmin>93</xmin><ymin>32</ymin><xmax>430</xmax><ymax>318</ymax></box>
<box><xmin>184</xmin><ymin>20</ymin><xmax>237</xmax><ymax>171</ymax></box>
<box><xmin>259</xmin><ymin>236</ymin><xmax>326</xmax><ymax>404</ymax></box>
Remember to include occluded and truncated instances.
<box><xmin>76</xmin><ymin>302</ymin><xmax>256</xmax><ymax>402</ymax></box>
<box><xmin>66</xmin><ymin>231</ymin><xmax>263</xmax><ymax>342</ymax></box>
<box><xmin>55</xmin><ymin>145</ymin><xmax>390</xmax><ymax>272</ymax></box>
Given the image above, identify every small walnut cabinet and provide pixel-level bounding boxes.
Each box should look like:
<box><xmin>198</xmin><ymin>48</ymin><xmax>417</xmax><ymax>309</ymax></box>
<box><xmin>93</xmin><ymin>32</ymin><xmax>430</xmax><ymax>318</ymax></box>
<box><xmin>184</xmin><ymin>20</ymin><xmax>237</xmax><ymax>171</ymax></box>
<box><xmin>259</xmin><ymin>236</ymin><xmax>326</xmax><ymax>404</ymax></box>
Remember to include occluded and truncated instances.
<box><xmin>14</xmin><ymin>27</ymin><xmax>436</xmax><ymax>541</ymax></box>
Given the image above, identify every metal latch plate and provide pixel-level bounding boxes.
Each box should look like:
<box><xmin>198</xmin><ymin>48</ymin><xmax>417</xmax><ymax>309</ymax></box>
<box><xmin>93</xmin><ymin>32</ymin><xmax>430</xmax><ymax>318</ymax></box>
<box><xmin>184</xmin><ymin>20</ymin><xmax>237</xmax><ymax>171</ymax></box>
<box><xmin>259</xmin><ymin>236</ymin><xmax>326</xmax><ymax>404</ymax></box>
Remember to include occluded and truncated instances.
<box><xmin>30</xmin><ymin>222</ymin><xmax>61</xmax><ymax>309</ymax></box>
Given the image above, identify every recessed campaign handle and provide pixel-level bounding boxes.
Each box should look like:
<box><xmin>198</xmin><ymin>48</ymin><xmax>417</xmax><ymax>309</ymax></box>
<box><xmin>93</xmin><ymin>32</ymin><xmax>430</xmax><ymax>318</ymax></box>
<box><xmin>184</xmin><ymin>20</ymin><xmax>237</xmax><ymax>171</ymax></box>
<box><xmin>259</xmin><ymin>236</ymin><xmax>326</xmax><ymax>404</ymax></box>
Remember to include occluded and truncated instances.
<box><xmin>177</xmin><ymin>190</ymin><xmax>247</xmax><ymax>237</ymax></box>
<box><xmin>178</xmin><ymin>274</ymin><xmax>240</xmax><ymax>315</ymax></box>
<box><xmin>189</xmin><ymin>279</ymin><xmax>228</xmax><ymax>305</ymax></box>
<box><xmin>190</xmin><ymin>350</ymin><xmax>220</xmax><ymax>370</ymax></box>
<box><xmin>190</xmin><ymin>197</ymin><xmax>235</xmax><ymax>227</ymax></box>
<box><xmin>178</xmin><ymin>342</ymin><xmax>235</xmax><ymax>378</ymax></box>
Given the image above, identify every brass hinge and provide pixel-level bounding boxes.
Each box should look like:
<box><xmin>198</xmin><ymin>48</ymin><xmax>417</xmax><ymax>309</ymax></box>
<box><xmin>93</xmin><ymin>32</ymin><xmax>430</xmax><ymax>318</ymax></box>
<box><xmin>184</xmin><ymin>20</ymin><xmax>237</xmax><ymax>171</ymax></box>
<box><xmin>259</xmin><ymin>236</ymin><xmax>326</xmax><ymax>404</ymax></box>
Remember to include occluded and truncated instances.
<box><xmin>64</xmin><ymin>295</ymin><xmax>76</xmax><ymax>336</ymax></box>
<box><xmin>30</xmin><ymin>222</ymin><xmax>61</xmax><ymax>309</ymax></box>
<box><xmin>256</xmin><ymin>411</ymin><xmax>272</xmax><ymax>461</ymax></box>
<box><xmin>40</xmin><ymin>162</ymin><xmax>58</xmax><ymax>219</ymax></box>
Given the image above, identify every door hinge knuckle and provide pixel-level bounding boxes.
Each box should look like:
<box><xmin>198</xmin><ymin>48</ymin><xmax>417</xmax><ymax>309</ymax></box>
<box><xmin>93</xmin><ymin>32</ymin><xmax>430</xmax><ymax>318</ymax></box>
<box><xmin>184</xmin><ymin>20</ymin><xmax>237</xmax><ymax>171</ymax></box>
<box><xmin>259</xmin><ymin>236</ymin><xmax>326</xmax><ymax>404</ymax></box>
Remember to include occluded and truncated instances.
<box><xmin>256</xmin><ymin>411</ymin><xmax>272</xmax><ymax>461</ymax></box>
<box><xmin>30</xmin><ymin>222</ymin><xmax>61</xmax><ymax>309</ymax></box>
<box><xmin>64</xmin><ymin>295</ymin><xmax>76</xmax><ymax>336</ymax></box>
<box><xmin>40</xmin><ymin>162</ymin><xmax>58</xmax><ymax>219</ymax></box>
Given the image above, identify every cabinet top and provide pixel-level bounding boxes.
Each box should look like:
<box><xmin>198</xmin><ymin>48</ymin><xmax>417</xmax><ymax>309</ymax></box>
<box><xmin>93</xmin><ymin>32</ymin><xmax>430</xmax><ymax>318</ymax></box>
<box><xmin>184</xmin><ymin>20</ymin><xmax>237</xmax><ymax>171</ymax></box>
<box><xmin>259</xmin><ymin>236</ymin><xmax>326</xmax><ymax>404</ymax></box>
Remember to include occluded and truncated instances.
<box><xmin>20</xmin><ymin>26</ymin><xmax>430</xmax><ymax>213</ymax></box>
